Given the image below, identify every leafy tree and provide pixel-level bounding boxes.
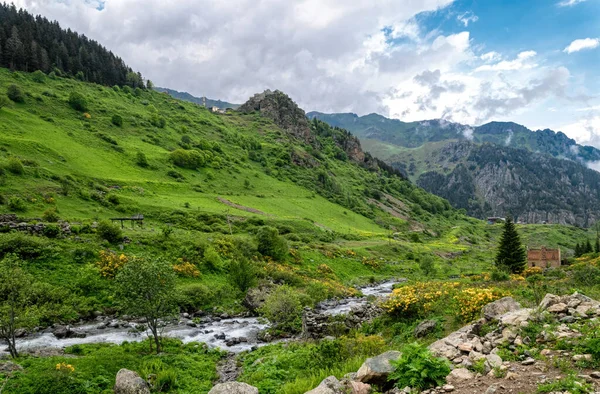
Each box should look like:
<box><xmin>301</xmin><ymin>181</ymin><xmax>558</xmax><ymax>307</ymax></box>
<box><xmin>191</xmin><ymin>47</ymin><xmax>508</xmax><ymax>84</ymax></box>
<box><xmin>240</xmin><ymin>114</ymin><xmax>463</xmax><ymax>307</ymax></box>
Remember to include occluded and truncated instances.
<box><xmin>418</xmin><ymin>255</ymin><xmax>437</xmax><ymax>278</ymax></box>
<box><xmin>7</xmin><ymin>84</ymin><xmax>24</xmax><ymax>103</ymax></box>
<box><xmin>0</xmin><ymin>254</ymin><xmax>39</xmax><ymax>358</ymax></box>
<box><xmin>68</xmin><ymin>92</ymin><xmax>88</xmax><ymax>112</ymax></box>
<box><xmin>495</xmin><ymin>216</ymin><xmax>527</xmax><ymax>273</ymax></box>
<box><xmin>96</xmin><ymin>220</ymin><xmax>123</xmax><ymax>244</ymax></box>
<box><xmin>136</xmin><ymin>151</ymin><xmax>149</xmax><ymax>168</ymax></box>
<box><xmin>256</xmin><ymin>226</ymin><xmax>288</xmax><ymax>261</ymax></box>
<box><xmin>259</xmin><ymin>285</ymin><xmax>303</xmax><ymax>333</ymax></box>
<box><xmin>115</xmin><ymin>257</ymin><xmax>178</xmax><ymax>354</ymax></box>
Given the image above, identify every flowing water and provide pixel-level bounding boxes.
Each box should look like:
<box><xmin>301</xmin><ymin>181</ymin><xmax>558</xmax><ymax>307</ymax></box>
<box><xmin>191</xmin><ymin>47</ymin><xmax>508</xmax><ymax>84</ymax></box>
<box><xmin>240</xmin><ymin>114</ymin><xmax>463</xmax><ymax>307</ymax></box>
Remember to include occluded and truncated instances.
<box><xmin>2</xmin><ymin>280</ymin><xmax>398</xmax><ymax>356</ymax></box>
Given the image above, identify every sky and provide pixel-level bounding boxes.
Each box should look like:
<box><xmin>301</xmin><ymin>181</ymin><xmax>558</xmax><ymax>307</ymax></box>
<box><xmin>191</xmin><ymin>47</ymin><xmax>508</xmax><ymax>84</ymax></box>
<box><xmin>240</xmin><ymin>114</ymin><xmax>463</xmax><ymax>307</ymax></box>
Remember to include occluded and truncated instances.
<box><xmin>9</xmin><ymin>0</ymin><xmax>600</xmax><ymax>148</ymax></box>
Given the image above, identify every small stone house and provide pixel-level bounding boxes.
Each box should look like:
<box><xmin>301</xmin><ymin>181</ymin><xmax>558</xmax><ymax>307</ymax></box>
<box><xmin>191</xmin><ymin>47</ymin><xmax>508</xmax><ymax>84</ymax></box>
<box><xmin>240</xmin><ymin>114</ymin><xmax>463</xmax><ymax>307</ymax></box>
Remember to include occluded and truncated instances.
<box><xmin>527</xmin><ymin>247</ymin><xmax>561</xmax><ymax>268</ymax></box>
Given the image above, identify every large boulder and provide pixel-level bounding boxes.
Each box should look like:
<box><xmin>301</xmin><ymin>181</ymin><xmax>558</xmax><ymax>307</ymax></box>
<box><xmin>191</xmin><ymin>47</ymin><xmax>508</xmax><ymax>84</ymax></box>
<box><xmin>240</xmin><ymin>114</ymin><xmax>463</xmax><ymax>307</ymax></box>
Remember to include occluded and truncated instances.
<box><xmin>114</xmin><ymin>369</ymin><xmax>150</xmax><ymax>394</ymax></box>
<box><xmin>208</xmin><ymin>382</ymin><xmax>259</xmax><ymax>394</ymax></box>
<box><xmin>355</xmin><ymin>350</ymin><xmax>401</xmax><ymax>385</ymax></box>
<box><xmin>305</xmin><ymin>376</ymin><xmax>370</xmax><ymax>394</ymax></box>
<box><xmin>482</xmin><ymin>297</ymin><xmax>521</xmax><ymax>320</ymax></box>
<box><xmin>446</xmin><ymin>368</ymin><xmax>474</xmax><ymax>384</ymax></box>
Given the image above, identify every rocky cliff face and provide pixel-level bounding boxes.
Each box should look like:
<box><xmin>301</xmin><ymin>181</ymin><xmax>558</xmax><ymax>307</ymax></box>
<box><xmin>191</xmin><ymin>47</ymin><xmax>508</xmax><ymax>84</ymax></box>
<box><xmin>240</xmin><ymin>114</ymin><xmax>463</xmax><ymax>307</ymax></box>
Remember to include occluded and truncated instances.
<box><xmin>414</xmin><ymin>142</ymin><xmax>600</xmax><ymax>226</ymax></box>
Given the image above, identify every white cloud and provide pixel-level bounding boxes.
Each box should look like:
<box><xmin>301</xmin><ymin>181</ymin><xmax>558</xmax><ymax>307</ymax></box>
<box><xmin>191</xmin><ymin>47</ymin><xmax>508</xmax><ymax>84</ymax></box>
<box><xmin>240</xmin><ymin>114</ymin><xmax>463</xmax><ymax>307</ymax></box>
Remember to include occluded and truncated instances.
<box><xmin>557</xmin><ymin>0</ymin><xmax>587</xmax><ymax>6</ymax></box>
<box><xmin>475</xmin><ymin>51</ymin><xmax>537</xmax><ymax>72</ymax></box>
<box><xmin>563</xmin><ymin>38</ymin><xmax>600</xmax><ymax>54</ymax></box>
<box><xmin>561</xmin><ymin>116</ymin><xmax>600</xmax><ymax>147</ymax></box>
<box><xmin>588</xmin><ymin>161</ymin><xmax>600</xmax><ymax>172</ymax></box>
<box><xmin>480</xmin><ymin>51</ymin><xmax>501</xmax><ymax>63</ymax></box>
<box><xmin>457</xmin><ymin>11</ymin><xmax>478</xmax><ymax>27</ymax></box>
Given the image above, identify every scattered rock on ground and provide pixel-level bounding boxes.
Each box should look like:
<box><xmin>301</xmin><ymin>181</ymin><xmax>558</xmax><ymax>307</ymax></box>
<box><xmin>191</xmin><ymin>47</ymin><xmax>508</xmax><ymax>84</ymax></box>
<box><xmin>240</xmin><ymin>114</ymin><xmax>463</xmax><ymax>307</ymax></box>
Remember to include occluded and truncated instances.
<box><xmin>482</xmin><ymin>297</ymin><xmax>521</xmax><ymax>320</ymax></box>
<box><xmin>114</xmin><ymin>369</ymin><xmax>150</xmax><ymax>394</ymax></box>
<box><xmin>208</xmin><ymin>382</ymin><xmax>259</xmax><ymax>394</ymax></box>
<box><xmin>355</xmin><ymin>350</ymin><xmax>402</xmax><ymax>385</ymax></box>
<box><xmin>414</xmin><ymin>319</ymin><xmax>438</xmax><ymax>338</ymax></box>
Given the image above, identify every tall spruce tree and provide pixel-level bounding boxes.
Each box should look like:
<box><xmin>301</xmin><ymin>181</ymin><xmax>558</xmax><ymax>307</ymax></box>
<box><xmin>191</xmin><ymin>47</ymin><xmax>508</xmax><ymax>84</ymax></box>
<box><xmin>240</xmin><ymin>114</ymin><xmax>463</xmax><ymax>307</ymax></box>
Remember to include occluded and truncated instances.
<box><xmin>495</xmin><ymin>216</ymin><xmax>527</xmax><ymax>273</ymax></box>
<box><xmin>585</xmin><ymin>240</ymin><xmax>593</xmax><ymax>254</ymax></box>
<box><xmin>574</xmin><ymin>242</ymin><xmax>582</xmax><ymax>258</ymax></box>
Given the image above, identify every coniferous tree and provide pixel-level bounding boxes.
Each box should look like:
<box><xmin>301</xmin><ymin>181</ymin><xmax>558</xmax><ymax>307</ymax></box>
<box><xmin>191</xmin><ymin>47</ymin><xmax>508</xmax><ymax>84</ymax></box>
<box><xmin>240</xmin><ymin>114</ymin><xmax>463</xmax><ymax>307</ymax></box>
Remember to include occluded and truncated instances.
<box><xmin>495</xmin><ymin>216</ymin><xmax>527</xmax><ymax>273</ymax></box>
<box><xmin>574</xmin><ymin>242</ymin><xmax>582</xmax><ymax>258</ymax></box>
<box><xmin>585</xmin><ymin>240</ymin><xmax>593</xmax><ymax>254</ymax></box>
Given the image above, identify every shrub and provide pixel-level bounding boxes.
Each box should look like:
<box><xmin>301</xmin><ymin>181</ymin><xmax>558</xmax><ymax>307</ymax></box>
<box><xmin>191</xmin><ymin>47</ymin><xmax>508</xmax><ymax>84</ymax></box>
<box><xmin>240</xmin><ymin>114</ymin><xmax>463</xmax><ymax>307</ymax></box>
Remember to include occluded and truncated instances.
<box><xmin>32</xmin><ymin>70</ymin><xmax>46</xmax><ymax>83</ymax></box>
<box><xmin>169</xmin><ymin>149</ymin><xmax>207</xmax><ymax>169</ymax></box>
<box><xmin>42</xmin><ymin>224</ymin><xmax>61</xmax><ymax>238</ymax></box>
<box><xmin>382</xmin><ymin>281</ymin><xmax>459</xmax><ymax>317</ymax></box>
<box><xmin>111</xmin><ymin>114</ymin><xmax>123</xmax><ymax>127</ymax></box>
<box><xmin>96</xmin><ymin>220</ymin><xmax>123</xmax><ymax>244</ymax></box>
<box><xmin>136</xmin><ymin>152</ymin><xmax>149</xmax><ymax>168</ymax></box>
<box><xmin>173</xmin><ymin>260</ymin><xmax>200</xmax><ymax>277</ymax></box>
<box><xmin>8</xmin><ymin>196</ymin><xmax>26</xmax><ymax>212</ymax></box>
<box><xmin>228</xmin><ymin>258</ymin><xmax>256</xmax><ymax>293</ymax></box>
<box><xmin>491</xmin><ymin>269</ymin><xmax>510</xmax><ymax>282</ymax></box>
<box><xmin>388</xmin><ymin>343</ymin><xmax>451</xmax><ymax>390</ymax></box>
<box><xmin>42</xmin><ymin>208</ymin><xmax>60</xmax><ymax>222</ymax></box>
<box><xmin>178</xmin><ymin>283</ymin><xmax>214</xmax><ymax>312</ymax></box>
<box><xmin>0</xmin><ymin>95</ymin><xmax>10</xmax><ymax>110</ymax></box>
<box><xmin>419</xmin><ymin>255</ymin><xmax>437</xmax><ymax>277</ymax></box>
<box><xmin>68</xmin><ymin>92</ymin><xmax>88</xmax><ymax>112</ymax></box>
<box><xmin>96</xmin><ymin>250</ymin><xmax>129</xmax><ymax>278</ymax></box>
<box><xmin>7</xmin><ymin>84</ymin><xmax>24</xmax><ymax>103</ymax></box>
<box><xmin>572</xmin><ymin>264</ymin><xmax>600</xmax><ymax>286</ymax></box>
<box><xmin>259</xmin><ymin>285</ymin><xmax>303</xmax><ymax>333</ymax></box>
<box><xmin>106</xmin><ymin>194</ymin><xmax>120</xmax><ymax>205</ymax></box>
<box><xmin>6</xmin><ymin>157</ymin><xmax>24</xmax><ymax>175</ymax></box>
<box><xmin>256</xmin><ymin>226</ymin><xmax>288</xmax><ymax>261</ymax></box>
<box><xmin>454</xmin><ymin>287</ymin><xmax>509</xmax><ymax>322</ymax></box>
<box><xmin>203</xmin><ymin>246</ymin><xmax>222</xmax><ymax>271</ymax></box>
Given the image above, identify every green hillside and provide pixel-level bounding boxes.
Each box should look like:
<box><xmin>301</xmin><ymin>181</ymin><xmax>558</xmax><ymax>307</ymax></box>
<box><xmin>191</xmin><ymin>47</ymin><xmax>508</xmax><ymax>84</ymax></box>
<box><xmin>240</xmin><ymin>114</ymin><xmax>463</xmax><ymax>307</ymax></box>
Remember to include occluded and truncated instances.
<box><xmin>0</xmin><ymin>69</ymin><xmax>595</xmax><ymax>394</ymax></box>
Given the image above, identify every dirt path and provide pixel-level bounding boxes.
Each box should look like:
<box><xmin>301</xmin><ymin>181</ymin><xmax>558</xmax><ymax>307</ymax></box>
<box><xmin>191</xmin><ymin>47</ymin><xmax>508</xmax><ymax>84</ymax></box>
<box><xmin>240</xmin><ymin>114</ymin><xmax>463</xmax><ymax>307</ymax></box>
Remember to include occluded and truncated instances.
<box><xmin>217</xmin><ymin>197</ymin><xmax>267</xmax><ymax>215</ymax></box>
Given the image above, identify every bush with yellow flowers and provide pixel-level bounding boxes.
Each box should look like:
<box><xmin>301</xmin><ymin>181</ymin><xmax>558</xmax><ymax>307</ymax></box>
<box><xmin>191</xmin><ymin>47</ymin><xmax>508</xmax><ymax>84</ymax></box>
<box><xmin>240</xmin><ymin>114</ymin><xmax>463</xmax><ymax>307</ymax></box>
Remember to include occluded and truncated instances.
<box><xmin>55</xmin><ymin>362</ymin><xmax>75</xmax><ymax>373</ymax></box>
<box><xmin>454</xmin><ymin>287</ymin><xmax>509</xmax><ymax>322</ymax></box>
<box><xmin>173</xmin><ymin>260</ymin><xmax>200</xmax><ymax>277</ymax></box>
<box><xmin>317</xmin><ymin>264</ymin><xmax>334</xmax><ymax>276</ymax></box>
<box><xmin>96</xmin><ymin>250</ymin><xmax>128</xmax><ymax>278</ymax></box>
<box><xmin>381</xmin><ymin>281</ymin><xmax>460</xmax><ymax>318</ymax></box>
<box><xmin>523</xmin><ymin>266</ymin><xmax>543</xmax><ymax>277</ymax></box>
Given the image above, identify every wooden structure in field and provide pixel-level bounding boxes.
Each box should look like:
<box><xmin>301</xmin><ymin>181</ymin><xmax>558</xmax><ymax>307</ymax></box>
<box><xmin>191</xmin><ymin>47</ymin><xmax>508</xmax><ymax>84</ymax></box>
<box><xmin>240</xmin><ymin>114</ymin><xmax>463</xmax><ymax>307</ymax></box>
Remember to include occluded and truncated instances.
<box><xmin>110</xmin><ymin>214</ymin><xmax>144</xmax><ymax>229</ymax></box>
<box><xmin>527</xmin><ymin>247</ymin><xmax>561</xmax><ymax>268</ymax></box>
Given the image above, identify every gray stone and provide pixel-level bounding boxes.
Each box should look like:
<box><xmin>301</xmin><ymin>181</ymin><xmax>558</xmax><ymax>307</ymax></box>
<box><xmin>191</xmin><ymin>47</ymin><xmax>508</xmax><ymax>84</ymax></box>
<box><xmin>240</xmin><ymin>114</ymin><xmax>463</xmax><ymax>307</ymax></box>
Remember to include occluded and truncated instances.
<box><xmin>539</xmin><ymin>294</ymin><xmax>561</xmax><ymax>310</ymax></box>
<box><xmin>208</xmin><ymin>382</ymin><xmax>259</xmax><ymax>394</ymax></box>
<box><xmin>414</xmin><ymin>320</ymin><xmax>438</xmax><ymax>338</ymax></box>
<box><xmin>590</xmin><ymin>371</ymin><xmax>600</xmax><ymax>379</ymax></box>
<box><xmin>356</xmin><ymin>351</ymin><xmax>402</xmax><ymax>384</ymax></box>
<box><xmin>446</xmin><ymin>368</ymin><xmax>474</xmax><ymax>383</ymax></box>
<box><xmin>521</xmin><ymin>358</ymin><xmax>535</xmax><ymax>365</ymax></box>
<box><xmin>304</xmin><ymin>376</ymin><xmax>370</xmax><ymax>394</ymax></box>
<box><xmin>483</xmin><ymin>297</ymin><xmax>522</xmax><ymax>320</ymax></box>
<box><xmin>114</xmin><ymin>369</ymin><xmax>150</xmax><ymax>394</ymax></box>
<box><xmin>485</xmin><ymin>354</ymin><xmax>503</xmax><ymax>371</ymax></box>
<box><xmin>547</xmin><ymin>303</ymin><xmax>568</xmax><ymax>313</ymax></box>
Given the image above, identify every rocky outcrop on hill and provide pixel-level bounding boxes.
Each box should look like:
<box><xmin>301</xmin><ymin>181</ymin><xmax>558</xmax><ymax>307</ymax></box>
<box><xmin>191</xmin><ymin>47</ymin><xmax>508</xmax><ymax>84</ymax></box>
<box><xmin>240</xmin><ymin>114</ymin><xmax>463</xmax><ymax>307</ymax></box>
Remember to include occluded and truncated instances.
<box><xmin>0</xmin><ymin>214</ymin><xmax>72</xmax><ymax>236</ymax></box>
<box><xmin>238</xmin><ymin>90</ymin><xmax>314</xmax><ymax>144</ymax></box>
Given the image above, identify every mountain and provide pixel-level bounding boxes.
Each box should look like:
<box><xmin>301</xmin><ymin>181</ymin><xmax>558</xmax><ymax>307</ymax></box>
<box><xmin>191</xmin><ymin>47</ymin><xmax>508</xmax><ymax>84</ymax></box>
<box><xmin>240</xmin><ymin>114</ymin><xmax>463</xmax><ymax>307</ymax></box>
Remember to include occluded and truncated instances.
<box><xmin>155</xmin><ymin>87</ymin><xmax>239</xmax><ymax>110</ymax></box>
<box><xmin>307</xmin><ymin>112</ymin><xmax>600</xmax><ymax>163</ymax></box>
<box><xmin>309</xmin><ymin>112</ymin><xmax>600</xmax><ymax>226</ymax></box>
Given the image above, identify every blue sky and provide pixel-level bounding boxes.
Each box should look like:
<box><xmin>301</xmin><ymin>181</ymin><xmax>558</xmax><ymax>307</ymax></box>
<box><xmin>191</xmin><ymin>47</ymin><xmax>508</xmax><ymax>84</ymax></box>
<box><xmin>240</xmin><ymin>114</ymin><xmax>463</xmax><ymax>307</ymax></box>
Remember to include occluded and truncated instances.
<box><xmin>11</xmin><ymin>0</ymin><xmax>600</xmax><ymax>147</ymax></box>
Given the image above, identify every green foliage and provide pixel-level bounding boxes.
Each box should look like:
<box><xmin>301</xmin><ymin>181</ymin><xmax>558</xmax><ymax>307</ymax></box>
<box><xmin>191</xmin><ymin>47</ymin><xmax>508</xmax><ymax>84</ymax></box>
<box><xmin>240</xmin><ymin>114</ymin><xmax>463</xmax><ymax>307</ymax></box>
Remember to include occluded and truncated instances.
<box><xmin>0</xmin><ymin>95</ymin><xmax>9</xmax><ymax>109</ymax></box>
<box><xmin>572</xmin><ymin>264</ymin><xmax>600</xmax><ymax>286</ymax></box>
<box><xmin>7</xmin><ymin>84</ymin><xmax>24</xmax><ymax>103</ymax></box>
<box><xmin>8</xmin><ymin>196</ymin><xmax>26</xmax><ymax>211</ymax></box>
<box><xmin>537</xmin><ymin>375</ymin><xmax>593</xmax><ymax>394</ymax></box>
<box><xmin>228</xmin><ymin>258</ymin><xmax>256</xmax><ymax>293</ymax></box>
<box><xmin>31</xmin><ymin>70</ymin><xmax>46</xmax><ymax>83</ymax></box>
<box><xmin>259</xmin><ymin>285</ymin><xmax>303</xmax><ymax>333</ymax></box>
<box><xmin>6</xmin><ymin>157</ymin><xmax>24</xmax><ymax>175</ymax></box>
<box><xmin>111</xmin><ymin>114</ymin><xmax>123</xmax><ymax>126</ymax></box>
<box><xmin>135</xmin><ymin>151</ymin><xmax>149</xmax><ymax>168</ymax></box>
<box><xmin>169</xmin><ymin>149</ymin><xmax>207</xmax><ymax>169</ymax></box>
<box><xmin>96</xmin><ymin>220</ymin><xmax>123</xmax><ymax>244</ymax></box>
<box><xmin>256</xmin><ymin>226</ymin><xmax>288</xmax><ymax>261</ymax></box>
<box><xmin>68</xmin><ymin>92</ymin><xmax>88</xmax><ymax>112</ymax></box>
<box><xmin>0</xmin><ymin>254</ymin><xmax>39</xmax><ymax>358</ymax></box>
<box><xmin>42</xmin><ymin>207</ymin><xmax>60</xmax><ymax>222</ymax></box>
<box><xmin>419</xmin><ymin>255</ymin><xmax>437</xmax><ymax>277</ymax></box>
<box><xmin>491</xmin><ymin>269</ymin><xmax>510</xmax><ymax>281</ymax></box>
<box><xmin>177</xmin><ymin>284</ymin><xmax>214</xmax><ymax>313</ymax></box>
<box><xmin>495</xmin><ymin>217</ymin><xmax>527</xmax><ymax>273</ymax></box>
<box><xmin>42</xmin><ymin>224</ymin><xmax>61</xmax><ymax>238</ymax></box>
<box><xmin>203</xmin><ymin>245</ymin><xmax>222</xmax><ymax>271</ymax></box>
<box><xmin>388</xmin><ymin>343</ymin><xmax>451</xmax><ymax>390</ymax></box>
<box><xmin>115</xmin><ymin>257</ymin><xmax>178</xmax><ymax>353</ymax></box>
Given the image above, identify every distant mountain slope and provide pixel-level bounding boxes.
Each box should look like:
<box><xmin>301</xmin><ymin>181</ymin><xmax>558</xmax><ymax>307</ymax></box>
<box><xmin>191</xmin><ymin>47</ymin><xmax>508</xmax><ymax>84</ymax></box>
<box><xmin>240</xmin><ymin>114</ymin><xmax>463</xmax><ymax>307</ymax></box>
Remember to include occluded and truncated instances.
<box><xmin>307</xmin><ymin>112</ymin><xmax>600</xmax><ymax>163</ymax></box>
<box><xmin>155</xmin><ymin>87</ymin><xmax>239</xmax><ymax>110</ymax></box>
<box><xmin>309</xmin><ymin>112</ymin><xmax>600</xmax><ymax>226</ymax></box>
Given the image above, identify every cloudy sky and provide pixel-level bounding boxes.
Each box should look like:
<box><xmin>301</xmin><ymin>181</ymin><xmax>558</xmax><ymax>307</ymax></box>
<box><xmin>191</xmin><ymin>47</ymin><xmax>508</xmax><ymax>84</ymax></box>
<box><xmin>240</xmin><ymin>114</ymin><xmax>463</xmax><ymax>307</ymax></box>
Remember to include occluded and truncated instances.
<box><xmin>10</xmin><ymin>0</ymin><xmax>600</xmax><ymax>147</ymax></box>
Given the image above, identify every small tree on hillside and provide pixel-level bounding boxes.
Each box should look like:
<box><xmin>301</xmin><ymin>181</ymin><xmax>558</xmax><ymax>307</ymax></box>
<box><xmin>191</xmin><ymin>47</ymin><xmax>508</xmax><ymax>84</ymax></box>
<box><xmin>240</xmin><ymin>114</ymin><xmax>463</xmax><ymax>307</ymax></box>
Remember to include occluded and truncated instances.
<box><xmin>0</xmin><ymin>96</ymin><xmax>10</xmax><ymax>110</ymax></box>
<box><xmin>256</xmin><ymin>226</ymin><xmax>288</xmax><ymax>261</ymax></box>
<box><xmin>115</xmin><ymin>257</ymin><xmax>178</xmax><ymax>354</ymax></box>
<box><xmin>495</xmin><ymin>216</ymin><xmax>527</xmax><ymax>274</ymax></box>
<box><xmin>0</xmin><ymin>254</ymin><xmax>39</xmax><ymax>358</ymax></box>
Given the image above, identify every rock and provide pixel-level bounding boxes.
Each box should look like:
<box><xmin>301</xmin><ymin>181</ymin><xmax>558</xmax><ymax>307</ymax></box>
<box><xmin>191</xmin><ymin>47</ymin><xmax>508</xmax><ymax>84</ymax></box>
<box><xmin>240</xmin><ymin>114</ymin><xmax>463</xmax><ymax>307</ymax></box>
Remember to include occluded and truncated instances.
<box><xmin>546</xmin><ymin>303</ymin><xmax>568</xmax><ymax>313</ymax></box>
<box><xmin>457</xmin><ymin>343</ymin><xmax>473</xmax><ymax>352</ymax></box>
<box><xmin>442</xmin><ymin>384</ymin><xmax>455</xmax><ymax>392</ymax></box>
<box><xmin>0</xmin><ymin>361</ymin><xmax>23</xmax><ymax>374</ymax></box>
<box><xmin>303</xmin><ymin>376</ymin><xmax>344</xmax><ymax>394</ymax></box>
<box><xmin>53</xmin><ymin>325</ymin><xmax>70</xmax><ymax>339</ymax></box>
<box><xmin>446</xmin><ymin>368</ymin><xmax>474</xmax><ymax>383</ymax></box>
<box><xmin>485</xmin><ymin>354</ymin><xmax>503</xmax><ymax>371</ymax></box>
<box><xmin>114</xmin><ymin>369</ymin><xmax>150</xmax><ymax>394</ymax></box>
<box><xmin>590</xmin><ymin>371</ymin><xmax>600</xmax><ymax>379</ymax></box>
<box><xmin>521</xmin><ymin>358</ymin><xmax>535</xmax><ymax>365</ymax></box>
<box><xmin>208</xmin><ymin>382</ymin><xmax>259</xmax><ymax>394</ymax></box>
<box><xmin>499</xmin><ymin>308</ymin><xmax>533</xmax><ymax>327</ymax></box>
<box><xmin>349</xmin><ymin>381</ymin><xmax>372</xmax><ymax>394</ymax></box>
<box><xmin>505</xmin><ymin>372</ymin><xmax>519</xmax><ymax>380</ymax></box>
<box><xmin>485</xmin><ymin>384</ymin><xmax>498</xmax><ymax>394</ymax></box>
<box><xmin>414</xmin><ymin>320</ymin><xmax>438</xmax><ymax>338</ymax></box>
<box><xmin>539</xmin><ymin>294</ymin><xmax>561</xmax><ymax>310</ymax></box>
<box><xmin>356</xmin><ymin>351</ymin><xmax>402</xmax><ymax>385</ymax></box>
<box><xmin>483</xmin><ymin>297</ymin><xmax>522</xmax><ymax>320</ymax></box>
<box><xmin>572</xmin><ymin>354</ymin><xmax>592</xmax><ymax>362</ymax></box>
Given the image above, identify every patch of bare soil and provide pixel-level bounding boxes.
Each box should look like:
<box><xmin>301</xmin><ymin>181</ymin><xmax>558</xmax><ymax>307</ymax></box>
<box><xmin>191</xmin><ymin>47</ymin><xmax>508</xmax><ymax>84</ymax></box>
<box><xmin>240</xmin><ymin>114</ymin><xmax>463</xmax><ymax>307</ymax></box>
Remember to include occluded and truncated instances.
<box><xmin>217</xmin><ymin>197</ymin><xmax>267</xmax><ymax>215</ymax></box>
